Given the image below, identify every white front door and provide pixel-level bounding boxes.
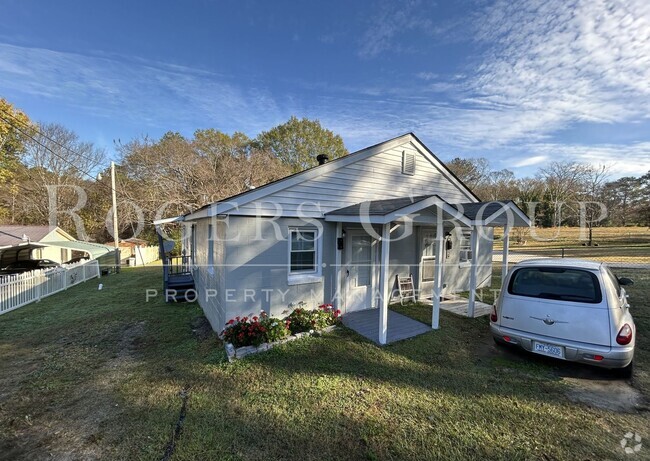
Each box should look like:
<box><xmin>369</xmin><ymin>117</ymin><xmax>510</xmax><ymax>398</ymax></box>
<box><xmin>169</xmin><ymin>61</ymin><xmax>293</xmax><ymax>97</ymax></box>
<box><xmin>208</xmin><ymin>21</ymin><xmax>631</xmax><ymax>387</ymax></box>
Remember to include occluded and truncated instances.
<box><xmin>345</xmin><ymin>231</ymin><xmax>375</xmax><ymax>313</ymax></box>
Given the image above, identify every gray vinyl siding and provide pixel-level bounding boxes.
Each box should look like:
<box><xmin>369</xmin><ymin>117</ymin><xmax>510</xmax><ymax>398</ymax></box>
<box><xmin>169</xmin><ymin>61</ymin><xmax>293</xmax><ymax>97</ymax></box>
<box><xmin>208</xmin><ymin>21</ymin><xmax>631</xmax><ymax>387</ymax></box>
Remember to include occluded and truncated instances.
<box><xmin>221</xmin><ymin>216</ymin><xmax>337</xmax><ymax>321</ymax></box>
<box><xmin>192</xmin><ymin>218</ymin><xmax>226</xmax><ymax>331</ymax></box>
<box><xmin>233</xmin><ymin>141</ymin><xmax>472</xmax><ymax>216</ymax></box>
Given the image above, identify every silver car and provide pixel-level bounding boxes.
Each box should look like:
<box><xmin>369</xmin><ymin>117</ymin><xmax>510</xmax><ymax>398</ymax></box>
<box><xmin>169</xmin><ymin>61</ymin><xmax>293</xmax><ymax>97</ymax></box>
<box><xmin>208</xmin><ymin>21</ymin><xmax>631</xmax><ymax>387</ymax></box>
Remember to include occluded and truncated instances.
<box><xmin>490</xmin><ymin>259</ymin><xmax>635</xmax><ymax>377</ymax></box>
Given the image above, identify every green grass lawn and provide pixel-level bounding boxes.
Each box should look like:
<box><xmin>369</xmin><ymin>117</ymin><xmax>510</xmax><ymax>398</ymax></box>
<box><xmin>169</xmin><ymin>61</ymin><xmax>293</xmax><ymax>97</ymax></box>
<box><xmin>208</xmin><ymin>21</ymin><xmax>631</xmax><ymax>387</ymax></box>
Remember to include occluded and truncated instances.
<box><xmin>0</xmin><ymin>265</ymin><xmax>648</xmax><ymax>460</ymax></box>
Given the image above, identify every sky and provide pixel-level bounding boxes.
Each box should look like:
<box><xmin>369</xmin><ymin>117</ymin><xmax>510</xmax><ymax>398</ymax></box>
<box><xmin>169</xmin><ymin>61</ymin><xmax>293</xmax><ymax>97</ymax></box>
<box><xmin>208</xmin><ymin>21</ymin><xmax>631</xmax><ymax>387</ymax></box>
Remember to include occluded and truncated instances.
<box><xmin>1</xmin><ymin>0</ymin><xmax>649</xmax><ymax>178</ymax></box>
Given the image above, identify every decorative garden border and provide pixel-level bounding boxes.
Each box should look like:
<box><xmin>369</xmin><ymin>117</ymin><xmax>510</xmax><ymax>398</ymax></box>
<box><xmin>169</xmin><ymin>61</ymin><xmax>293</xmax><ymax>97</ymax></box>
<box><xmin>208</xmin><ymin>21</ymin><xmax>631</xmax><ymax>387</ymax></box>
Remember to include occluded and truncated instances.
<box><xmin>224</xmin><ymin>325</ymin><xmax>337</xmax><ymax>362</ymax></box>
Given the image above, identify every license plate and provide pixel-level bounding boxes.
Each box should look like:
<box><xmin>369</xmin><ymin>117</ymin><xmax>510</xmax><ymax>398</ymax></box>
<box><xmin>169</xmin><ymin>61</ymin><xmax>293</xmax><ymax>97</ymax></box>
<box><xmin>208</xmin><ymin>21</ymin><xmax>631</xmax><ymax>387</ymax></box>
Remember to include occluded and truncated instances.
<box><xmin>533</xmin><ymin>341</ymin><xmax>564</xmax><ymax>359</ymax></box>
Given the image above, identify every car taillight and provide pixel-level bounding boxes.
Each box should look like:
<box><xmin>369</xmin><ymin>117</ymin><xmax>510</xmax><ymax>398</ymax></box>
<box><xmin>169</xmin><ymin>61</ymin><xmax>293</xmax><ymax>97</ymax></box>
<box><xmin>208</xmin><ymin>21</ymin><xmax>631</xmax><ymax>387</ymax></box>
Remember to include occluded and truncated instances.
<box><xmin>490</xmin><ymin>305</ymin><xmax>498</xmax><ymax>322</ymax></box>
<box><xmin>616</xmin><ymin>324</ymin><xmax>633</xmax><ymax>345</ymax></box>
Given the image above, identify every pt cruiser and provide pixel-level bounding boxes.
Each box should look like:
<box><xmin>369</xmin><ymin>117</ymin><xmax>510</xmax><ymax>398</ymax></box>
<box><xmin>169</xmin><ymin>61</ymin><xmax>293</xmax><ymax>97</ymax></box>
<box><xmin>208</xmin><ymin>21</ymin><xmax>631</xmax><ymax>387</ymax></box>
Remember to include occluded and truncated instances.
<box><xmin>490</xmin><ymin>259</ymin><xmax>635</xmax><ymax>377</ymax></box>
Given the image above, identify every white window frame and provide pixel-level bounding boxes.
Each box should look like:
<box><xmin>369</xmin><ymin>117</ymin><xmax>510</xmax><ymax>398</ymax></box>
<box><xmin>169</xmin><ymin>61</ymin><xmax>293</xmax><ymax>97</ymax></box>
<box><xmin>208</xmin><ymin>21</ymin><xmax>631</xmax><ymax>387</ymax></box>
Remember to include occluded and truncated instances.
<box><xmin>458</xmin><ymin>229</ymin><xmax>473</xmax><ymax>266</ymax></box>
<box><xmin>207</xmin><ymin>223</ymin><xmax>214</xmax><ymax>275</ymax></box>
<box><xmin>287</xmin><ymin>227</ymin><xmax>322</xmax><ymax>285</ymax></box>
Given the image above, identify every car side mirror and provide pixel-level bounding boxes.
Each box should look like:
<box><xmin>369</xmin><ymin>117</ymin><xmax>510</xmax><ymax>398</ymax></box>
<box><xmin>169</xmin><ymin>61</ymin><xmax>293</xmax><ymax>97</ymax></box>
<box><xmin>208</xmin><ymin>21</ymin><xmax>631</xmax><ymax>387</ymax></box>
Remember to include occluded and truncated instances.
<box><xmin>618</xmin><ymin>277</ymin><xmax>634</xmax><ymax>286</ymax></box>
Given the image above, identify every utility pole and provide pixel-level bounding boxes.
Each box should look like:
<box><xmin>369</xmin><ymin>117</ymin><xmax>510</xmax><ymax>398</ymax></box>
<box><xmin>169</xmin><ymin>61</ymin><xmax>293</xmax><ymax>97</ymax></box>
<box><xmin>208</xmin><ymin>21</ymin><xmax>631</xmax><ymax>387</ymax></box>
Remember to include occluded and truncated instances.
<box><xmin>111</xmin><ymin>161</ymin><xmax>121</xmax><ymax>273</ymax></box>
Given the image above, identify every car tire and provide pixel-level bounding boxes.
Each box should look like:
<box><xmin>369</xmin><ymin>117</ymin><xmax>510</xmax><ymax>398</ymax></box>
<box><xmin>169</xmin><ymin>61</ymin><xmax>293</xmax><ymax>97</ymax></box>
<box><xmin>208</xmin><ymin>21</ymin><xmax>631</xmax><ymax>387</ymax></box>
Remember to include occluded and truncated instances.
<box><xmin>493</xmin><ymin>336</ymin><xmax>508</xmax><ymax>347</ymax></box>
<box><xmin>614</xmin><ymin>360</ymin><xmax>634</xmax><ymax>379</ymax></box>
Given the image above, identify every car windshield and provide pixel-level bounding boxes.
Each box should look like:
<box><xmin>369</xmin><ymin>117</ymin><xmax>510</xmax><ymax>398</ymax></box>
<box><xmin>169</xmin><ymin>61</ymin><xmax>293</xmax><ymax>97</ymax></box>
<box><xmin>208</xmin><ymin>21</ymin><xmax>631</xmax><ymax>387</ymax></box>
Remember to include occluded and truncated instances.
<box><xmin>508</xmin><ymin>267</ymin><xmax>602</xmax><ymax>304</ymax></box>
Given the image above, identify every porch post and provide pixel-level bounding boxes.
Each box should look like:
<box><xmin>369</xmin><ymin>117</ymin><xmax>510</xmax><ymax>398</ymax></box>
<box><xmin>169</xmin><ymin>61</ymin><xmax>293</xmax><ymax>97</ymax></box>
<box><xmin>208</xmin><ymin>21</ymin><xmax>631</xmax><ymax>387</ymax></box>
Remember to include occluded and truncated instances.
<box><xmin>467</xmin><ymin>226</ymin><xmax>480</xmax><ymax>317</ymax></box>
<box><xmin>335</xmin><ymin>222</ymin><xmax>342</xmax><ymax>311</ymax></box>
<box><xmin>501</xmin><ymin>225</ymin><xmax>510</xmax><ymax>279</ymax></box>
<box><xmin>431</xmin><ymin>220</ymin><xmax>444</xmax><ymax>329</ymax></box>
<box><xmin>378</xmin><ymin>222</ymin><xmax>390</xmax><ymax>345</ymax></box>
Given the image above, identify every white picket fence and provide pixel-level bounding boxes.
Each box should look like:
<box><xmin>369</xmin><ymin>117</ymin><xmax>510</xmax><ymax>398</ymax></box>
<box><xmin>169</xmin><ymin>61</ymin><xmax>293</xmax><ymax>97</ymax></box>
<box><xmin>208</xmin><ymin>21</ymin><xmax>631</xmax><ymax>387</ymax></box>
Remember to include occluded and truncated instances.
<box><xmin>0</xmin><ymin>259</ymin><xmax>101</xmax><ymax>315</ymax></box>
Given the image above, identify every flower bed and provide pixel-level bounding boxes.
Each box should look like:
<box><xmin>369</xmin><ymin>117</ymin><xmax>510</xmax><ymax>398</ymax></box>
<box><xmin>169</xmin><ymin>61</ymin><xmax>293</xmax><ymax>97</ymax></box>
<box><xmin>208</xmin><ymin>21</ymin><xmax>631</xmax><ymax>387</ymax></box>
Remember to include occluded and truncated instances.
<box><xmin>222</xmin><ymin>304</ymin><xmax>340</xmax><ymax>361</ymax></box>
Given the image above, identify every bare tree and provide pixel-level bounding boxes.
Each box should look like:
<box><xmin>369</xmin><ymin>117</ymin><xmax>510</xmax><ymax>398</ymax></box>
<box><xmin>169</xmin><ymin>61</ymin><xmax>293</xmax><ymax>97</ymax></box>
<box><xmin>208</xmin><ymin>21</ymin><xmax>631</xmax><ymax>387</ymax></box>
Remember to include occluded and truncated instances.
<box><xmin>538</xmin><ymin>161</ymin><xmax>589</xmax><ymax>227</ymax></box>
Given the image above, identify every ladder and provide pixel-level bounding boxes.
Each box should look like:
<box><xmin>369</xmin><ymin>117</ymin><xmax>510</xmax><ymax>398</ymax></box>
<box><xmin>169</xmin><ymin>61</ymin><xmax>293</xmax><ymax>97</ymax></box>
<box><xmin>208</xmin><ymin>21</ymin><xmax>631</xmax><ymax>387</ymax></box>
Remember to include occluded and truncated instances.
<box><xmin>396</xmin><ymin>274</ymin><xmax>416</xmax><ymax>305</ymax></box>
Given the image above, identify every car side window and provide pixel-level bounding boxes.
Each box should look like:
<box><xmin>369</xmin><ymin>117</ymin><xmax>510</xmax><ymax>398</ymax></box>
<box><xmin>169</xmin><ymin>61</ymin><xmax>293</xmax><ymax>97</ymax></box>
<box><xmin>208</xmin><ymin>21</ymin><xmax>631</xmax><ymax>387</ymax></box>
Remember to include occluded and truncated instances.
<box><xmin>604</xmin><ymin>266</ymin><xmax>622</xmax><ymax>298</ymax></box>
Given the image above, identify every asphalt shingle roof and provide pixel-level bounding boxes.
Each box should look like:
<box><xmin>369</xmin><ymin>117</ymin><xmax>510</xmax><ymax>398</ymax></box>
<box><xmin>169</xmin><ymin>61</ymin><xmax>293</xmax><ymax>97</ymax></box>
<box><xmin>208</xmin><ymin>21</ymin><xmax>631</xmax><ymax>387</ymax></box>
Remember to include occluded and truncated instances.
<box><xmin>0</xmin><ymin>225</ymin><xmax>55</xmax><ymax>246</ymax></box>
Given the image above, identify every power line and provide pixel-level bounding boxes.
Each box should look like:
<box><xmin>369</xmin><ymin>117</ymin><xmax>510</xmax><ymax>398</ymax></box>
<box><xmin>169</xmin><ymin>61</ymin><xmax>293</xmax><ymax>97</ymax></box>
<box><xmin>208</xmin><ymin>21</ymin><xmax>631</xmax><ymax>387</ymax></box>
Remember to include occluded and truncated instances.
<box><xmin>0</xmin><ymin>106</ymin><xmax>102</xmax><ymax>168</ymax></box>
<box><xmin>0</xmin><ymin>112</ymin><xmax>120</xmax><ymax>197</ymax></box>
<box><xmin>1</xmin><ymin>107</ymin><xmax>189</xmax><ymax>191</ymax></box>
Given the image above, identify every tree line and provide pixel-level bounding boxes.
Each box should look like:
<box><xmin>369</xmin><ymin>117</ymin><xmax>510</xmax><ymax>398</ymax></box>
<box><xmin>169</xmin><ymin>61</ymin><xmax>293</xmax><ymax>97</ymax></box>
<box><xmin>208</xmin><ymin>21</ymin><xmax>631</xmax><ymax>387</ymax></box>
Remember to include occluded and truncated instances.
<box><xmin>0</xmin><ymin>97</ymin><xmax>648</xmax><ymax>245</ymax></box>
<box><xmin>446</xmin><ymin>157</ymin><xmax>649</xmax><ymax>228</ymax></box>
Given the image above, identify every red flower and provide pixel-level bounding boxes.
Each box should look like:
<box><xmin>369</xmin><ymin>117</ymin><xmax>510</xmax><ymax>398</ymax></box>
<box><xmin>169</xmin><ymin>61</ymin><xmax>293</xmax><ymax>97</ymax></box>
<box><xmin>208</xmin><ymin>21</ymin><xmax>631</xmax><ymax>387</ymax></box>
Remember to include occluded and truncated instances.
<box><xmin>227</xmin><ymin>319</ymin><xmax>235</xmax><ymax>325</ymax></box>
<box><xmin>242</xmin><ymin>316</ymin><xmax>248</xmax><ymax>322</ymax></box>
<box><xmin>252</xmin><ymin>316</ymin><xmax>259</xmax><ymax>322</ymax></box>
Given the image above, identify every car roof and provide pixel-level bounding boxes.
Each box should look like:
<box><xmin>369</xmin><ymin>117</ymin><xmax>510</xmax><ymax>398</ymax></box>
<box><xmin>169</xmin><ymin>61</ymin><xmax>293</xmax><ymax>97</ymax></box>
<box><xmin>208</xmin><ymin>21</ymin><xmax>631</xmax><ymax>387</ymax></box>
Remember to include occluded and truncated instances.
<box><xmin>514</xmin><ymin>258</ymin><xmax>603</xmax><ymax>271</ymax></box>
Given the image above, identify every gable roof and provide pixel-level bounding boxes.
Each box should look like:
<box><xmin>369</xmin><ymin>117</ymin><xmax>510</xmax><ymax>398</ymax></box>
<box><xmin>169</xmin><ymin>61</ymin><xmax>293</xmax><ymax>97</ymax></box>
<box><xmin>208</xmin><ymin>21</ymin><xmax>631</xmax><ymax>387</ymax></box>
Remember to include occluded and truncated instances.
<box><xmin>0</xmin><ymin>225</ymin><xmax>75</xmax><ymax>246</ymax></box>
<box><xmin>450</xmin><ymin>201</ymin><xmax>531</xmax><ymax>227</ymax></box>
<box><xmin>185</xmin><ymin>133</ymin><xmax>480</xmax><ymax>220</ymax></box>
<box><xmin>323</xmin><ymin>196</ymin><xmax>530</xmax><ymax>227</ymax></box>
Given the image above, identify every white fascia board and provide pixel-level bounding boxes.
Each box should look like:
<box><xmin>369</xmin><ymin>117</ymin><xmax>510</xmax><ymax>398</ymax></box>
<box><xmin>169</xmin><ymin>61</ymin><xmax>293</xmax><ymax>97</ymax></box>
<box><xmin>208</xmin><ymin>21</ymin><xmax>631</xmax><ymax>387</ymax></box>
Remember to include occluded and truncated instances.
<box><xmin>408</xmin><ymin>139</ymin><xmax>478</xmax><ymax>203</ymax></box>
<box><xmin>384</xmin><ymin>195</ymin><xmax>471</xmax><ymax>226</ymax></box>
<box><xmin>324</xmin><ymin>214</ymin><xmax>386</xmax><ymax>224</ymax></box>
<box><xmin>325</xmin><ymin>195</ymin><xmax>473</xmax><ymax>226</ymax></box>
<box><xmin>153</xmin><ymin>215</ymin><xmax>186</xmax><ymax>225</ymax></box>
<box><xmin>474</xmin><ymin>202</ymin><xmax>532</xmax><ymax>228</ymax></box>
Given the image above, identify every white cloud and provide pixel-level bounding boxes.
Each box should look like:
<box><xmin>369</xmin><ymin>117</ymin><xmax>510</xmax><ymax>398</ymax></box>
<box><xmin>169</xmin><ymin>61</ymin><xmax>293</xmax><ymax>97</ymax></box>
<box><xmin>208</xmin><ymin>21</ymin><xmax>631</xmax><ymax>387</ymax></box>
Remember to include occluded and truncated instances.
<box><xmin>510</xmin><ymin>155</ymin><xmax>549</xmax><ymax>168</ymax></box>
<box><xmin>525</xmin><ymin>142</ymin><xmax>650</xmax><ymax>175</ymax></box>
<box><xmin>358</xmin><ymin>0</ymin><xmax>433</xmax><ymax>58</ymax></box>
<box><xmin>465</xmin><ymin>0</ymin><xmax>650</xmax><ymax>145</ymax></box>
<box><xmin>0</xmin><ymin>43</ymin><xmax>282</xmax><ymax>134</ymax></box>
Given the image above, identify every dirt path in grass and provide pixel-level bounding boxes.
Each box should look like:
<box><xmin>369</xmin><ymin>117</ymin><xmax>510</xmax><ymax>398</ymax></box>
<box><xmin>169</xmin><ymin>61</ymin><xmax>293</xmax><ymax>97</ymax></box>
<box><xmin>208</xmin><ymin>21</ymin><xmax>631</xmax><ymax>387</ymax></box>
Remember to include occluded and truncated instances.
<box><xmin>0</xmin><ymin>322</ymin><xmax>145</xmax><ymax>461</ymax></box>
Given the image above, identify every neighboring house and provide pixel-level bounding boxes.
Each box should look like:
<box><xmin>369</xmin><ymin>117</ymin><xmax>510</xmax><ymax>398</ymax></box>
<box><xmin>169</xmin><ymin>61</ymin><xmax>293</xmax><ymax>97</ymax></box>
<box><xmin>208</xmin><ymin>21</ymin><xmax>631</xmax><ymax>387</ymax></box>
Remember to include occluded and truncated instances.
<box><xmin>156</xmin><ymin>133</ymin><xmax>530</xmax><ymax>344</ymax></box>
<box><xmin>0</xmin><ymin>225</ymin><xmax>117</xmax><ymax>268</ymax></box>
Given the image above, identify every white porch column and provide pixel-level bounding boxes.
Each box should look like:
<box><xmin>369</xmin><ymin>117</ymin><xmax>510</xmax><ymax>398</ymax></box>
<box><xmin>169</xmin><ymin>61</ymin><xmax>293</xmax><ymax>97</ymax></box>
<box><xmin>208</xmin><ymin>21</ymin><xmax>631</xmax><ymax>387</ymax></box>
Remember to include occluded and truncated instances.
<box><xmin>501</xmin><ymin>225</ymin><xmax>510</xmax><ymax>279</ymax></box>
<box><xmin>335</xmin><ymin>222</ymin><xmax>342</xmax><ymax>311</ymax></box>
<box><xmin>431</xmin><ymin>221</ymin><xmax>444</xmax><ymax>329</ymax></box>
<box><xmin>467</xmin><ymin>226</ymin><xmax>480</xmax><ymax>317</ymax></box>
<box><xmin>378</xmin><ymin>222</ymin><xmax>391</xmax><ymax>345</ymax></box>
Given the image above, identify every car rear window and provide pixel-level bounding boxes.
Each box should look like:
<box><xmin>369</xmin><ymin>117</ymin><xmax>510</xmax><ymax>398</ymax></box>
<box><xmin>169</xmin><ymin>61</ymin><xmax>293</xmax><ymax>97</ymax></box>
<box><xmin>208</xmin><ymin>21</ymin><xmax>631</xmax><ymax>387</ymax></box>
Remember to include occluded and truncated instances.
<box><xmin>508</xmin><ymin>267</ymin><xmax>602</xmax><ymax>304</ymax></box>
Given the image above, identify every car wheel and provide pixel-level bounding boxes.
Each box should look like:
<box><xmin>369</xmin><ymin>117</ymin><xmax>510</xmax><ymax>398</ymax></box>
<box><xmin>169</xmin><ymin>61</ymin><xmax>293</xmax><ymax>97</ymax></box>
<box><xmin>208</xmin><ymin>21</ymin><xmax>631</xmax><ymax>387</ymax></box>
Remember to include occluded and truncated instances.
<box><xmin>614</xmin><ymin>360</ymin><xmax>634</xmax><ymax>379</ymax></box>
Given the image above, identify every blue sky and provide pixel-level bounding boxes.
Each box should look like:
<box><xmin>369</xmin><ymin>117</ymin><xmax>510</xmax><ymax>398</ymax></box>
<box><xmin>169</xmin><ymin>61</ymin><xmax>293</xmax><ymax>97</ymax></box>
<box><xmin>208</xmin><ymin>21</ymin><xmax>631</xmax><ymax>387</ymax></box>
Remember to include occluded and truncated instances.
<box><xmin>1</xmin><ymin>0</ymin><xmax>649</xmax><ymax>178</ymax></box>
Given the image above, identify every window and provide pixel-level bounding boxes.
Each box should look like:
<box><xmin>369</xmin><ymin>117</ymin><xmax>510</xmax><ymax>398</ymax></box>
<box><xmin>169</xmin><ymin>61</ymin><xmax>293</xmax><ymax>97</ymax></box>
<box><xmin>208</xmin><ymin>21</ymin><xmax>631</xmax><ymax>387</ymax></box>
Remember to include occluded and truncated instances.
<box><xmin>458</xmin><ymin>230</ymin><xmax>473</xmax><ymax>263</ymax></box>
<box><xmin>604</xmin><ymin>266</ymin><xmax>621</xmax><ymax>298</ymax></box>
<box><xmin>421</xmin><ymin>230</ymin><xmax>436</xmax><ymax>282</ymax></box>
<box><xmin>207</xmin><ymin>224</ymin><xmax>214</xmax><ymax>270</ymax></box>
<box><xmin>402</xmin><ymin>151</ymin><xmax>415</xmax><ymax>175</ymax></box>
<box><xmin>508</xmin><ymin>267</ymin><xmax>602</xmax><ymax>304</ymax></box>
<box><xmin>289</xmin><ymin>228</ymin><xmax>318</xmax><ymax>274</ymax></box>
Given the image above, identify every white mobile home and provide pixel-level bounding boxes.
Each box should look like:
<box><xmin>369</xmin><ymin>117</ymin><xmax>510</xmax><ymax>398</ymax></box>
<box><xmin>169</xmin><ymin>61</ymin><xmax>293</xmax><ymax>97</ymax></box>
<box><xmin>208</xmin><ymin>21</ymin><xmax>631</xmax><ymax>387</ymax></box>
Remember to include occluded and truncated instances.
<box><xmin>157</xmin><ymin>133</ymin><xmax>530</xmax><ymax>344</ymax></box>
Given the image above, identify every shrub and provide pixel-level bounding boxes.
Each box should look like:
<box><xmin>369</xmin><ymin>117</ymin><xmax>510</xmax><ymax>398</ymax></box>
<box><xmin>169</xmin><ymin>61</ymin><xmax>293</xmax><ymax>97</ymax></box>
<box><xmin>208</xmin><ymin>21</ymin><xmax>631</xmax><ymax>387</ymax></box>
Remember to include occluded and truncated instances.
<box><xmin>285</xmin><ymin>304</ymin><xmax>341</xmax><ymax>333</ymax></box>
<box><xmin>222</xmin><ymin>304</ymin><xmax>340</xmax><ymax>347</ymax></box>
<box><xmin>260</xmin><ymin>316</ymin><xmax>291</xmax><ymax>342</ymax></box>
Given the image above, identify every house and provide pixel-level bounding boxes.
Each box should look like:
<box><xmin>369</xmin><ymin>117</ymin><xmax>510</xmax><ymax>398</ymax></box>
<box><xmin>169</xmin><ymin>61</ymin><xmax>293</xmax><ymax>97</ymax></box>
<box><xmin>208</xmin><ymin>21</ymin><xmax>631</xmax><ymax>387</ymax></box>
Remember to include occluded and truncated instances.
<box><xmin>155</xmin><ymin>133</ymin><xmax>530</xmax><ymax>344</ymax></box>
<box><xmin>0</xmin><ymin>225</ymin><xmax>118</xmax><ymax>268</ymax></box>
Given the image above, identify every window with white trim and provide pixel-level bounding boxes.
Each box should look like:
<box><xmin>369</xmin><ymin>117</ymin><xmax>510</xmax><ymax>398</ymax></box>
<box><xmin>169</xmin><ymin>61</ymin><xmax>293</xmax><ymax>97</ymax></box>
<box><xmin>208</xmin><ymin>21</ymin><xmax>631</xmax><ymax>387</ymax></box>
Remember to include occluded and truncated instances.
<box><xmin>289</xmin><ymin>228</ymin><xmax>318</xmax><ymax>274</ymax></box>
<box><xmin>207</xmin><ymin>223</ymin><xmax>214</xmax><ymax>270</ymax></box>
<box><xmin>458</xmin><ymin>230</ymin><xmax>473</xmax><ymax>263</ymax></box>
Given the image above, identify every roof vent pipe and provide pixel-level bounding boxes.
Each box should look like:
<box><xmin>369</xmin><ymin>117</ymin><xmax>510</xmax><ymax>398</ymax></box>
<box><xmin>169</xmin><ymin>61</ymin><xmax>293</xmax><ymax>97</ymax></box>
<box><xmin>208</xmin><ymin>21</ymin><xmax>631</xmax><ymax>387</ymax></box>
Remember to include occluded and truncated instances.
<box><xmin>317</xmin><ymin>154</ymin><xmax>329</xmax><ymax>165</ymax></box>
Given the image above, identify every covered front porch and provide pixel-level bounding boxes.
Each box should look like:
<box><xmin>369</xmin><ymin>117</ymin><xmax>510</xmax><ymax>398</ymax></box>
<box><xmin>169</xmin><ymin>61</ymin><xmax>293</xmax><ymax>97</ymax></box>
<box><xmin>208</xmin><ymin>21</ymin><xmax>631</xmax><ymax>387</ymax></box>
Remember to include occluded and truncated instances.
<box><xmin>325</xmin><ymin>195</ymin><xmax>530</xmax><ymax>345</ymax></box>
